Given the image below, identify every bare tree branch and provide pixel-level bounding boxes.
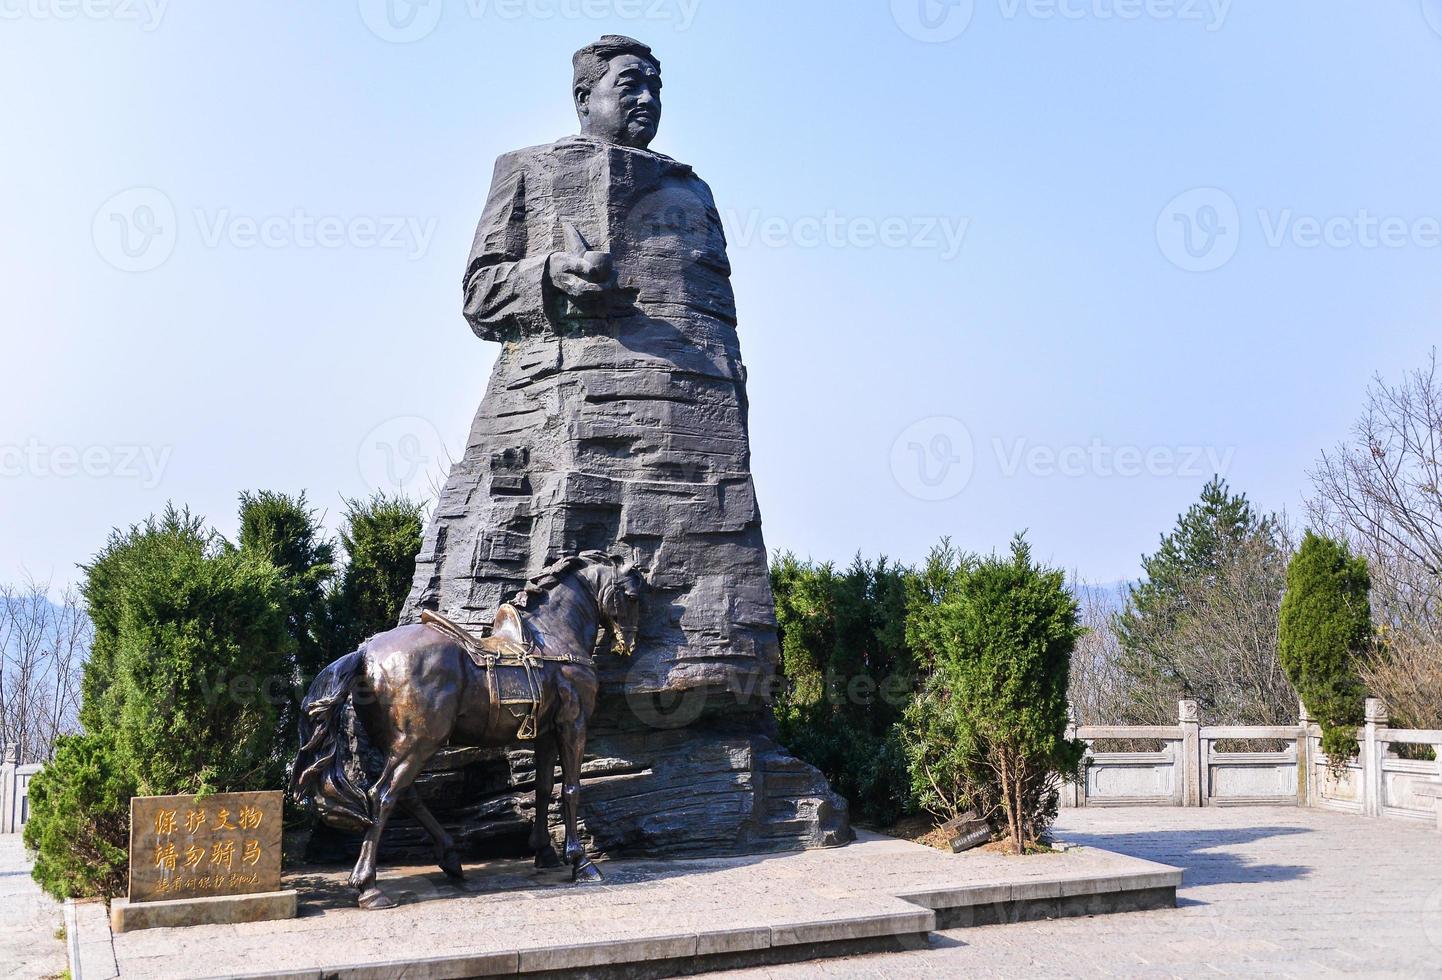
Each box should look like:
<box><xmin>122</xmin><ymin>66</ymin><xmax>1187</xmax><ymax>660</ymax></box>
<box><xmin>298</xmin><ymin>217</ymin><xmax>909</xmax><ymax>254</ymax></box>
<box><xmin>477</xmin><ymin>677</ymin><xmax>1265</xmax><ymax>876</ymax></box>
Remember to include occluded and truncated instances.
<box><xmin>1309</xmin><ymin>349</ymin><xmax>1442</xmax><ymax>730</ymax></box>
<box><xmin>0</xmin><ymin>579</ymin><xmax>91</xmax><ymax>763</ymax></box>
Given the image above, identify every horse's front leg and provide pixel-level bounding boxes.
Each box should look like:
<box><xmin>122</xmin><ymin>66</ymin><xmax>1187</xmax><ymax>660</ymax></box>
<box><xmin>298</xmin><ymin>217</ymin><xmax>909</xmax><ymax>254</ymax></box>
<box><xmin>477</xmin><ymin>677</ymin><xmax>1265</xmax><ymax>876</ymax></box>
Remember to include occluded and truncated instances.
<box><xmin>531</xmin><ymin>735</ymin><xmax>562</xmax><ymax>869</ymax></box>
<box><xmin>352</xmin><ymin>742</ymin><xmax>435</xmax><ymax>909</ymax></box>
<box><xmin>557</xmin><ymin>686</ymin><xmax>601</xmax><ymax>883</ymax></box>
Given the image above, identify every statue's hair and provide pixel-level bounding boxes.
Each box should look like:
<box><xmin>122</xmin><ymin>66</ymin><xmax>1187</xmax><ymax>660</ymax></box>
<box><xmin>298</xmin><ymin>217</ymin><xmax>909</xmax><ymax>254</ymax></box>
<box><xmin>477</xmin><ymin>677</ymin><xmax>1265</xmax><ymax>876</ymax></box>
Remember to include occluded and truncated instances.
<box><xmin>572</xmin><ymin>35</ymin><xmax>659</xmax><ymax>105</ymax></box>
<box><xmin>511</xmin><ymin>551</ymin><xmax>628</xmax><ymax>607</ymax></box>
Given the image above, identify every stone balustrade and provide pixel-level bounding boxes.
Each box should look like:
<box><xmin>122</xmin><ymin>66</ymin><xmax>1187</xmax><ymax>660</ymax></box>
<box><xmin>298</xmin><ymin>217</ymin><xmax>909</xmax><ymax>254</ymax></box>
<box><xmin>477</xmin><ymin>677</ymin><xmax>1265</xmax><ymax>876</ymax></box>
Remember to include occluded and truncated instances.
<box><xmin>1062</xmin><ymin>699</ymin><xmax>1442</xmax><ymax>831</ymax></box>
<box><xmin>0</xmin><ymin>746</ymin><xmax>42</xmax><ymax>835</ymax></box>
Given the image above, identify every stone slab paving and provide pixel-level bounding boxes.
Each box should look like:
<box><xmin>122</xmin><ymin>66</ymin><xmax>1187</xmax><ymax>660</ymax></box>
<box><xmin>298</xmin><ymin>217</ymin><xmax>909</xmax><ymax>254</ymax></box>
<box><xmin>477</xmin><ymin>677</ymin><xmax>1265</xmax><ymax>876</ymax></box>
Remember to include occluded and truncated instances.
<box><xmin>84</xmin><ymin>829</ymin><xmax>1170</xmax><ymax>978</ymax></box>
<box><xmin>0</xmin><ymin>835</ymin><xmax>67</xmax><ymax>979</ymax></box>
<box><xmin>718</xmin><ymin>806</ymin><xmax>1442</xmax><ymax>978</ymax></box>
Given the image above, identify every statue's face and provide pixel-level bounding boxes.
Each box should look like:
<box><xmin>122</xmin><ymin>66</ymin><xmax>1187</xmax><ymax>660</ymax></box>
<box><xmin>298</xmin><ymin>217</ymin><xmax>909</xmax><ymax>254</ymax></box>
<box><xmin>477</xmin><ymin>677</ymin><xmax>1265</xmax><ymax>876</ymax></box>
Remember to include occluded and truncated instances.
<box><xmin>578</xmin><ymin>53</ymin><xmax>661</xmax><ymax>149</ymax></box>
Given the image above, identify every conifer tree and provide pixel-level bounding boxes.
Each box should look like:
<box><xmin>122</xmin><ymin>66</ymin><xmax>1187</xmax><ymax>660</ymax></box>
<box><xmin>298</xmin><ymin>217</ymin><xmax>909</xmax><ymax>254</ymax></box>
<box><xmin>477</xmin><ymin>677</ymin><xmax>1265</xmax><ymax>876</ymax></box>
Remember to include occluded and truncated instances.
<box><xmin>1114</xmin><ymin>477</ymin><xmax>1288</xmax><ymax>722</ymax></box>
<box><xmin>771</xmin><ymin>552</ymin><xmax>914</xmax><ymax>825</ymax></box>
<box><xmin>238</xmin><ymin>490</ymin><xmax>336</xmax><ymax>757</ymax></box>
<box><xmin>902</xmin><ymin>535</ymin><xmax>1084</xmax><ymax>853</ymax></box>
<box><xmin>326</xmin><ymin>494</ymin><xmax>424</xmax><ymax>653</ymax></box>
<box><xmin>1279</xmin><ymin>532</ymin><xmax>1372</xmax><ymax>762</ymax></box>
<box><xmin>28</xmin><ymin>506</ymin><xmax>291</xmax><ymax>899</ymax></box>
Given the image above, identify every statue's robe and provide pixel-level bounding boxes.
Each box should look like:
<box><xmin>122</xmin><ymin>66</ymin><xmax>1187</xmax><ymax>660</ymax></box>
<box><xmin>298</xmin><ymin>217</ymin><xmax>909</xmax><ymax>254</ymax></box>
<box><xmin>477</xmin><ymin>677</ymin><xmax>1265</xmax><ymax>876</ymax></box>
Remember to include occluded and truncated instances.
<box><xmin>377</xmin><ymin>136</ymin><xmax>848</xmax><ymax>857</ymax></box>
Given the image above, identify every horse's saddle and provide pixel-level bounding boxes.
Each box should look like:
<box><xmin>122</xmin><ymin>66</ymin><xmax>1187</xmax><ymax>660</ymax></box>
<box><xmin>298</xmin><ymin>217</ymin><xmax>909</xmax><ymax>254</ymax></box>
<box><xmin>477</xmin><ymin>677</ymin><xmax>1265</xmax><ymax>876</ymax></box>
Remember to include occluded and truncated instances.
<box><xmin>422</xmin><ymin>606</ymin><xmax>533</xmax><ymax>663</ymax></box>
<box><xmin>420</xmin><ymin>608</ymin><xmax>544</xmax><ymax>739</ymax></box>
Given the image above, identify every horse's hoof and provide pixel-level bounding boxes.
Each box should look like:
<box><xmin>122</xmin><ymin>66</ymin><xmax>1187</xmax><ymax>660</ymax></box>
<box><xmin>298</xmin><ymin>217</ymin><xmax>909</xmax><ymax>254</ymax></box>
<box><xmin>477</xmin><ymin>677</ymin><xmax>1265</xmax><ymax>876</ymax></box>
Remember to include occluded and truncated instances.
<box><xmin>535</xmin><ymin>847</ymin><xmax>563</xmax><ymax>870</ymax></box>
<box><xmin>358</xmin><ymin>888</ymin><xmax>397</xmax><ymax>910</ymax></box>
<box><xmin>441</xmin><ymin>850</ymin><xmax>465</xmax><ymax>881</ymax></box>
<box><xmin>572</xmin><ymin>859</ymin><xmax>603</xmax><ymax>884</ymax></box>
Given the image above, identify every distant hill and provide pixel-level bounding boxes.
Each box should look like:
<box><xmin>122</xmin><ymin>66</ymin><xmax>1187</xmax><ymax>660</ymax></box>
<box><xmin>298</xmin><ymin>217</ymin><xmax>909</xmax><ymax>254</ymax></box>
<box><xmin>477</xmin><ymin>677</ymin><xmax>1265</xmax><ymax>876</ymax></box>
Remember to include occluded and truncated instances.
<box><xmin>1068</xmin><ymin>580</ymin><xmax>1134</xmax><ymax>617</ymax></box>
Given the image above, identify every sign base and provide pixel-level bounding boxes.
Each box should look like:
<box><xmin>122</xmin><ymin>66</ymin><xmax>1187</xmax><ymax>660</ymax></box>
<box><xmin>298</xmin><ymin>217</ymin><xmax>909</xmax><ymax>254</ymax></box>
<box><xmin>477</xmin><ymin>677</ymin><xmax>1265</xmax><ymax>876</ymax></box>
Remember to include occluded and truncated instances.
<box><xmin>110</xmin><ymin>889</ymin><xmax>296</xmax><ymax>933</ymax></box>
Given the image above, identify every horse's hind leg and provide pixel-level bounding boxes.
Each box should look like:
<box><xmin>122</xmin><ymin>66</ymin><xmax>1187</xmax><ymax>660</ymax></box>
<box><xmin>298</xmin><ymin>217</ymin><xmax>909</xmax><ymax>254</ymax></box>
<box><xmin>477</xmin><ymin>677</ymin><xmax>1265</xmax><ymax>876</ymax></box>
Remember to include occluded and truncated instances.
<box><xmin>352</xmin><ymin>740</ymin><xmax>438</xmax><ymax>909</ymax></box>
<box><xmin>530</xmin><ymin>735</ymin><xmax>561</xmax><ymax>869</ymax></box>
<box><xmin>403</xmin><ymin>788</ymin><xmax>464</xmax><ymax>881</ymax></box>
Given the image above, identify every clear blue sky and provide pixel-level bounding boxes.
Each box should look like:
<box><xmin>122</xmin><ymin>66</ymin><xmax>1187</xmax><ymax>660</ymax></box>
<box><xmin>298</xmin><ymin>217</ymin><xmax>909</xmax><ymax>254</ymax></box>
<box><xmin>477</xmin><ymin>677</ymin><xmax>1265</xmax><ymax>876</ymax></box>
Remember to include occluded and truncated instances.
<box><xmin>1</xmin><ymin>0</ymin><xmax>1437</xmax><ymax>591</ymax></box>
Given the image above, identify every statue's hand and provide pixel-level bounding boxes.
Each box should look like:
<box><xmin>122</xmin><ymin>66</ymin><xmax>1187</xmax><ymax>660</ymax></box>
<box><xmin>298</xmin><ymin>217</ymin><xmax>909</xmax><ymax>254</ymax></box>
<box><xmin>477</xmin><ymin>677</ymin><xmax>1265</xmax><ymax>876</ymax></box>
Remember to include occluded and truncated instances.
<box><xmin>547</xmin><ymin>250</ymin><xmax>617</xmax><ymax>300</ymax></box>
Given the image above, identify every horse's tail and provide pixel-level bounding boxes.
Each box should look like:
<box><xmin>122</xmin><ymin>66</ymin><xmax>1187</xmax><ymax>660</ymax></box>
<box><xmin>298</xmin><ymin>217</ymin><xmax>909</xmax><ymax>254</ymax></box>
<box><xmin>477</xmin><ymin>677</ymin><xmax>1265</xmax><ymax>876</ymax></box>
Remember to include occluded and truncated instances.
<box><xmin>292</xmin><ymin>647</ymin><xmax>373</xmax><ymax>832</ymax></box>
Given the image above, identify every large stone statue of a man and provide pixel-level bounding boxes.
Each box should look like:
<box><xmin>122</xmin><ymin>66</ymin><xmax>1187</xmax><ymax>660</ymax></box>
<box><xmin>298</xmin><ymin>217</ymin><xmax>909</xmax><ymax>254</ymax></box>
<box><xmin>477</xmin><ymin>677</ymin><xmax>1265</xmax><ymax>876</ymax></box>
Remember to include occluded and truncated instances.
<box><xmin>397</xmin><ymin>37</ymin><xmax>846</xmax><ymax>856</ymax></box>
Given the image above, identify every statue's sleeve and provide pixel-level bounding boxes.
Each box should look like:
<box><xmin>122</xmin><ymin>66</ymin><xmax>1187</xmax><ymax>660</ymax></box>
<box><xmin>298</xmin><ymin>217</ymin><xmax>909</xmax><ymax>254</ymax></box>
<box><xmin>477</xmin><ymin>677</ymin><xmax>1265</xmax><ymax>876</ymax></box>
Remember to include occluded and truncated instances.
<box><xmin>462</xmin><ymin>152</ymin><xmax>555</xmax><ymax>342</ymax></box>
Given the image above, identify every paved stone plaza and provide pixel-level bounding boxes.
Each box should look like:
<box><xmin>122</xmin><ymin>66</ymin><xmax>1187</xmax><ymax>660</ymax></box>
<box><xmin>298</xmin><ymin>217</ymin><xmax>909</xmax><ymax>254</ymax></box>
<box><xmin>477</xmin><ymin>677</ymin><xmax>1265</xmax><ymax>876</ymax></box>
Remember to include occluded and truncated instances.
<box><xmin>64</xmin><ymin>825</ymin><xmax>1173</xmax><ymax>978</ymax></box>
<box><xmin>0</xmin><ymin>836</ymin><xmax>65</xmax><ymax>979</ymax></box>
<box><xmin>5</xmin><ymin>805</ymin><xmax>1439</xmax><ymax>977</ymax></box>
<box><xmin>721</xmin><ymin>806</ymin><xmax>1442</xmax><ymax>978</ymax></box>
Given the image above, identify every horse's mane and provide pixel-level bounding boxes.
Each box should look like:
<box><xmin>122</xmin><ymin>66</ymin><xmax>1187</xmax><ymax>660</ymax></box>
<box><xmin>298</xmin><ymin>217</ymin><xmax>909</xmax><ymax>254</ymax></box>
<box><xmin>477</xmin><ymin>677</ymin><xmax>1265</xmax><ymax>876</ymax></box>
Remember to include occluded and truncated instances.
<box><xmin>509</xmin><ymin>551</ymin><xmax>624</xmax><ymax>609</ymax></box>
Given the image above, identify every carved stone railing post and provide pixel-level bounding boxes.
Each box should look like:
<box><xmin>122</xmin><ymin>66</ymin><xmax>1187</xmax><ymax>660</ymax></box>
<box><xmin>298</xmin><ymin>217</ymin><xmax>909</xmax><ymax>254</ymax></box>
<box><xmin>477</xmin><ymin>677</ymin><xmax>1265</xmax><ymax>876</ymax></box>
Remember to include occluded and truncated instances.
<box><xmin>0</xmin><ymin>745</ymin><xmax>17</xmax><ymax>835</ymax></box>
<box><xmin>1179</xmin><ymin>699</ymin><xmax>1202</xmax><ymax>807</ymax></box>
<box><xmin>1297</xmin><ymin>700</ymin><xmax>1312</xmax><ymax>806</ymax></box>
<box><xmin>1363</xmin><ymin>698</ymin><xmax>1388</xmax><ymax>818</ymax></box>
<box><xmin>1434</xmin><ymin>737</ymin><xmax>1442</xmax><ymax>832</ymax></box>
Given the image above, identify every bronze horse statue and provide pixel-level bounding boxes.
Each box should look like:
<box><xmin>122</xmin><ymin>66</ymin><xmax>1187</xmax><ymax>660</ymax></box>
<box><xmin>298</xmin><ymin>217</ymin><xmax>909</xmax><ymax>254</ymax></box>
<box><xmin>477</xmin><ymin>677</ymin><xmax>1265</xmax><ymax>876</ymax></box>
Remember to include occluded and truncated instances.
<box><xmin>293</xmin><ymin>552</ymin><xmax>644</xmax><ymax>909</ymax></box>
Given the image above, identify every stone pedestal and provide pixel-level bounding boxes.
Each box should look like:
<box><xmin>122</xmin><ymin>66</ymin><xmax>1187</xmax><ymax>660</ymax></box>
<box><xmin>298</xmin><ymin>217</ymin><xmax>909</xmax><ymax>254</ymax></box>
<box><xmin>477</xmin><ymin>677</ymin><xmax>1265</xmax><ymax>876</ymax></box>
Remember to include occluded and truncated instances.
<box><xmin>311</xmin><ymin>705</ymin><xmax>848</xmax><ymax>864</ymax></box>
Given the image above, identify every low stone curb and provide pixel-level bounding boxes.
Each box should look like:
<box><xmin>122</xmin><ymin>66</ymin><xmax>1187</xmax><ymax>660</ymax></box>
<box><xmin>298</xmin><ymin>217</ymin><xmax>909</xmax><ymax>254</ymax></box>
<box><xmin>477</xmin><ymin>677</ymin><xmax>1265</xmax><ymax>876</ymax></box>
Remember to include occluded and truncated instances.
<box><xmin>68</xmin><ymin>856</ymin><xmax>1180</xmax><ymax>979</ymax></box>
<box><xmin>897</xmin><ymin>858</ymin><xmax>1182</xmax><ymax>930</ymax></box>
<box><xmin>229</xmin><ymin>907</ymin><xmax>938</xmax><ymax>980</ymax></box>
<box><xmin>65</xmin><ymin>898</ymin><xmax>119</xmax><ymax>980</ymax></box>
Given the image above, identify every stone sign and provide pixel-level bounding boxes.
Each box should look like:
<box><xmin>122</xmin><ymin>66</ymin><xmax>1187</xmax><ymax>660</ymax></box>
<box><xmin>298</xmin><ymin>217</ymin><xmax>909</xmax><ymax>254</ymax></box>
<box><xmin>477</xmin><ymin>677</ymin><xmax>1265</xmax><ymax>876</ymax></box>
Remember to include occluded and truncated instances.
<box><xmin>942</xmin><ymin>810</ymin><xmax>992</xmax><ymax>853</ymax></box>
<box><xmin>128</xmin><ymin>790</ymin><xmax>282</xmax><ymax>903</ymax></box>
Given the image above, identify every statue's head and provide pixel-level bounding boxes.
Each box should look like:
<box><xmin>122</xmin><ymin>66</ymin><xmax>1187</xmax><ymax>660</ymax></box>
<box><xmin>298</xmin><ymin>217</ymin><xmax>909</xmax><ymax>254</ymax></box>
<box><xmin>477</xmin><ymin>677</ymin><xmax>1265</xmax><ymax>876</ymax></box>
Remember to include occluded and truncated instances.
<box><xmin>572</xmin><ymin>35</ymin><xmax>661</xmax><ymax>150</ymax></box>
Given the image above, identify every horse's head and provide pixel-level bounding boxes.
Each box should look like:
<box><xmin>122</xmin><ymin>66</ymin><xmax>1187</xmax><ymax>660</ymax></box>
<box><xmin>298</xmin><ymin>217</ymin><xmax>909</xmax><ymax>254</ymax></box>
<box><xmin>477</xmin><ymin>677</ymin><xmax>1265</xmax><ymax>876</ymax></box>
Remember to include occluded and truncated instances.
<box><xmin>586</xmin><ymin>552</ymin><xmax>645</xmax><ymax>655</ymax></box>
